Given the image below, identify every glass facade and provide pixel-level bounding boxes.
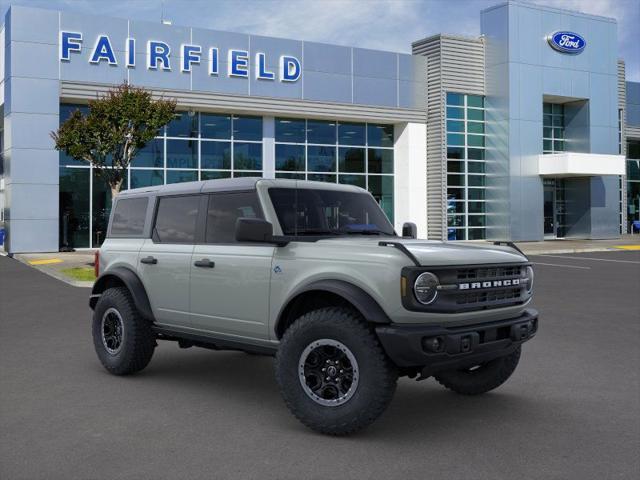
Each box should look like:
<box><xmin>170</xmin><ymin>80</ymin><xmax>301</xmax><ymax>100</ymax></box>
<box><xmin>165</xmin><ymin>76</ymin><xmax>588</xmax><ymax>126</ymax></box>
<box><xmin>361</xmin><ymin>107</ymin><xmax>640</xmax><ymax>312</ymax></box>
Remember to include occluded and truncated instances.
<box><xmin>58</xmin><ymin>104</ymin><xmax>263</xmax><ymax>248</ymax></box>
<box><xmin>543</xmin><ymin>103</ymin><xmax>565</xmax><ymax>154</ymax></box>
<box><xmin>58</xmin><ymin>105</ymin><xmax>396</xmax><ymax>248</ymax></box>
<box><xmin>274</xmin><ymin>118</ymin><xmax>395</xmax><ymax>222</ymax></box>
<box><xmin>627</xmin><ymin>139</ymin><xmax>640</xmax><ymax>232</ymax></box>
<box><xmin>445</xmin><ymin>92</ymin><xmax>486</xmax><ymax>240</ymax></box>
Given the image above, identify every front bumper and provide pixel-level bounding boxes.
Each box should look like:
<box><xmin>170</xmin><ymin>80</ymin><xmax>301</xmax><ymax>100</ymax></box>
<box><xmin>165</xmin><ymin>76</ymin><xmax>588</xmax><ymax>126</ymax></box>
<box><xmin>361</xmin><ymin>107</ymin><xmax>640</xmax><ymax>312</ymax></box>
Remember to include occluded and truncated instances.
<box><xmin>376</xmin><ymin>309</ymin><xmax>538</xmax><ymax>376</ymax></box>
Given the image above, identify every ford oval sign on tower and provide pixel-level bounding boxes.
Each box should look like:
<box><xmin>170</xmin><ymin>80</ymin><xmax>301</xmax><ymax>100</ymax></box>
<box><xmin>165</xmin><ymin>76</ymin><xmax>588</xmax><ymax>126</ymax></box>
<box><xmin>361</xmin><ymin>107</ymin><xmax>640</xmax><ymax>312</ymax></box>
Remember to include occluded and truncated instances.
<box><xmin>547</xmin><ymin>31</ymin><xmax>586</xmax><ymax>54</ymax></box>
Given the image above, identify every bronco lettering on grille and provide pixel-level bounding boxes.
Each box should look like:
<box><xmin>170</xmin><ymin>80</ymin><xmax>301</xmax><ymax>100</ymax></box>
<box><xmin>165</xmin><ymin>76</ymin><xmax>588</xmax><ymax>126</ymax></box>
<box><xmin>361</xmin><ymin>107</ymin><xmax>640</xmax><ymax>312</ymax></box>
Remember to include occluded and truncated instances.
<box><xmin>459</xmin><ymin>279</ymin><xmax>520</xmax><ymax>290</ymax></box>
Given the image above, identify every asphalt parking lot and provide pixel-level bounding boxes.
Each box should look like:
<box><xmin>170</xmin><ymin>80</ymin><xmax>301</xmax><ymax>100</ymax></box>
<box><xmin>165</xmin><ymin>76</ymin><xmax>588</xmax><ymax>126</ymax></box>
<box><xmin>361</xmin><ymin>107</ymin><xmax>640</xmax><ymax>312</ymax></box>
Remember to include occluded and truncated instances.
<box><xmin>1</xmin><ymin>250</ymin><xmax>639</xmax><ymax>479</ymax></box>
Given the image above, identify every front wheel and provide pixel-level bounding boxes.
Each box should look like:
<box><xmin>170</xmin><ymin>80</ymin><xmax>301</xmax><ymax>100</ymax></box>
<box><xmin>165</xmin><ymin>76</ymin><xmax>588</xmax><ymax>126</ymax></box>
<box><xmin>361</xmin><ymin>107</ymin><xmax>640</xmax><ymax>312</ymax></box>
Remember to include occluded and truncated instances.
<box><xmin>275</xmin><ymin>307</ymin><xmax>398</xmax><ymax>436</ymax></box>
<box><xmin>434</xmin><ymin>347</ymin><xmax>522</xmax><ymax>395</ymax></box>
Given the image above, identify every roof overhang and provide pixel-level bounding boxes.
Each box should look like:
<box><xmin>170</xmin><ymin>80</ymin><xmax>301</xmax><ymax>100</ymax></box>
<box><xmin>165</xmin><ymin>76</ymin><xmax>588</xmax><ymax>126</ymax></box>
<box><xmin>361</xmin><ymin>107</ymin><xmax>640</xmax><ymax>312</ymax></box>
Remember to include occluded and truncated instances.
<box><xmin>538</xmin><ymin>152</ymin><xmax>626</xmax><ymax>177</ymax></box>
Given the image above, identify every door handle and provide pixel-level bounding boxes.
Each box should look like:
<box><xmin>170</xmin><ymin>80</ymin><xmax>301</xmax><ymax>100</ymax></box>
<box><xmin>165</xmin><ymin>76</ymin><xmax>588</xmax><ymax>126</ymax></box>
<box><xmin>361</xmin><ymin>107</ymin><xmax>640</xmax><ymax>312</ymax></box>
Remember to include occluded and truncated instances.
<box><xmin>140</xmin><ymin>256</ymin><xmax>158</xmax><ymax>265</ymax></box>
<box><xmin>194</xmin><ymin>258</ymin><xmax>215</xmax><ymax>268</ymax></box>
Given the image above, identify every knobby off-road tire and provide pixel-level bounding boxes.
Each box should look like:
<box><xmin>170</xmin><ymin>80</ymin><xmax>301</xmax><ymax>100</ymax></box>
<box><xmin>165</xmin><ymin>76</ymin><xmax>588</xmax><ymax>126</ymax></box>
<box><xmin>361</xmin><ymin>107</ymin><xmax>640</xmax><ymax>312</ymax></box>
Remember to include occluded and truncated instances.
<box><xmin>92</xmin><ymin>287</ymin><xmax>156</xmax><ymax>375</ymax></box>
<box><xmin>275</xmin><ymin>307</ymin><xmax>398</xmax><ymax>436</ymax></box>
<box><xmin>434</xmin><ymin>347</ymin><xmax>522</xmax><ymax>395</ymax></box>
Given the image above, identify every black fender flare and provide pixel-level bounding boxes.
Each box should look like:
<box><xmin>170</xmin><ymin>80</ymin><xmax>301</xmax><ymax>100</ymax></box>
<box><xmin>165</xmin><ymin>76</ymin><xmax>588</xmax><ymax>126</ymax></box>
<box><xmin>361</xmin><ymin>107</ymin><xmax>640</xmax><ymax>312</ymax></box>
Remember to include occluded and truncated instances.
<box><xmin>89</xmin><ymin>267</ymin><xmax>154</xmax><ymax>321</ymax></box>
<box><xmin>275</xmin><ymin>279</ymin><xmax>391</xmax><ymax>337</ymax></box>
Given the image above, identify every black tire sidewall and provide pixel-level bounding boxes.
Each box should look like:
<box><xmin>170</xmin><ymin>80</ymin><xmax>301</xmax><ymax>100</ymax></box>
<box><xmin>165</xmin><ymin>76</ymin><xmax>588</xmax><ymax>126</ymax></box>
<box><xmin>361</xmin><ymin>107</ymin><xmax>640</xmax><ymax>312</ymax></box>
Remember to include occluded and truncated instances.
<box><xmin>276</xmin><ymin>308</ymin><xmax>397</xmax><ymax>434</ymax></box>
<box><xmin>92</xmin><ymin>287</ymin><xmax>154</xmax><ymax>375</ymax></box>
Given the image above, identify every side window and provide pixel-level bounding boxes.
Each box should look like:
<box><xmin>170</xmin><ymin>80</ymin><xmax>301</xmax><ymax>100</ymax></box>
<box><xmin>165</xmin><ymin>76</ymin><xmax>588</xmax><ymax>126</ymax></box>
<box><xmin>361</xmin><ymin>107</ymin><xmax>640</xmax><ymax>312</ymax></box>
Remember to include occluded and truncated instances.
<box><xmin>153</xmin><ymin>195</ymin><xmax>200</xmax><ymax>244</ymax></box>
<box><xmin>205</xmin><ymin>192</ymin><xmax>263</xmax><ymax>243</ymax></box>
<box><xmin>110</xmin><ymin>197</ymin><xmax>148</xmax><ymax>236</ymax></box>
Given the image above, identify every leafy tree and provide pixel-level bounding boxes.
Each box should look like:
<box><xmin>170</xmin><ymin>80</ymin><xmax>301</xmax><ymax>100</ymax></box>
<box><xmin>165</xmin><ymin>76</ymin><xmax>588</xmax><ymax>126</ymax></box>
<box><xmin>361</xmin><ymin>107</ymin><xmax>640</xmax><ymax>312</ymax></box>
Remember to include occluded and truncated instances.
<box><xmin>52</xmin><ymin>83</ymin><xmax>176</xmax><ymax>200</ymax></box>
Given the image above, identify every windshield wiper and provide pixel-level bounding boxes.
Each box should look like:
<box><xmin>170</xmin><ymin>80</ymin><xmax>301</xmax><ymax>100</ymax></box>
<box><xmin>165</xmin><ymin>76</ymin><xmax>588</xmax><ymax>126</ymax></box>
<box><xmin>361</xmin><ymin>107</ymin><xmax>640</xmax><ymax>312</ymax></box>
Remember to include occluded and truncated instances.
<box><xmin>342</xmin><ymin>229</ymin><xmax>392</xmax><ymax>236</ymax></box>
<box><xmin>293</xmin><ymin>228</ymin><xmax>342</xmax><ymax>236</ymax></box>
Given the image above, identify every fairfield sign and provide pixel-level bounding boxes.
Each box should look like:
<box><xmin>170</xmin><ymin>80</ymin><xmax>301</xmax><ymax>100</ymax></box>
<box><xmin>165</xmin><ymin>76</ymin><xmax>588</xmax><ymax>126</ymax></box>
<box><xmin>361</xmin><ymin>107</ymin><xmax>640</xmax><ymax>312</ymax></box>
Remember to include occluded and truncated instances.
<box><xmin>59</xmin><ymin>31</ymin><xmax>302</xmax><ymax>82</ymax></box>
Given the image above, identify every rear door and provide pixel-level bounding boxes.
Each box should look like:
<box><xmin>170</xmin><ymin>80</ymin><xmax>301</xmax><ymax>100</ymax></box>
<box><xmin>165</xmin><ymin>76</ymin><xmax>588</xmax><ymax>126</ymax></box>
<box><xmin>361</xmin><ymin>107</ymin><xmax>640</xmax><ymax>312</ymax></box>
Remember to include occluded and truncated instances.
<box><xmin>138</xmin><ymin>194</ymin><xmax>201</xmax><ymax>327</ymax></box>
<box><xmin>190</xmin><ymin>191</ymin><xmax>274</xmax><ymax>339</ymax></box>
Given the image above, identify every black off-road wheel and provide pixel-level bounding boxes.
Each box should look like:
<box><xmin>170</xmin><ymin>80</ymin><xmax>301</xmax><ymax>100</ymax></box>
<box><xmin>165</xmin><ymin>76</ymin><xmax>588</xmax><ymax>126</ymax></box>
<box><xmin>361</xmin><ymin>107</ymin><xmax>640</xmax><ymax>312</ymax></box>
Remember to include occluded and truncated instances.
<box><xmin>434</xmin><ymin>347</ymin><xmax>522</xmax><ymax>395</ymax></box>
<box><xmin>275</xmin><ymin>307</ymin><xmax>398</xmax><ymax>436</ymax></box>
<box><xmin>92</xmin><ymin>287</ymin><xmax>156</xmax><ymax>375</ymax></box>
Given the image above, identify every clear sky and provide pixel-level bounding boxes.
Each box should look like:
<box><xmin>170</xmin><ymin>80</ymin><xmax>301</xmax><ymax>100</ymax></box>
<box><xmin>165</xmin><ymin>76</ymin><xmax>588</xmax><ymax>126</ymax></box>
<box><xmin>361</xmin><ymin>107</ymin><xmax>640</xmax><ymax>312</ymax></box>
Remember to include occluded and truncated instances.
<box><xmin>1</xmin><ymin>0</ymin><xmax>638</xmax><ymax>81</ymax></box>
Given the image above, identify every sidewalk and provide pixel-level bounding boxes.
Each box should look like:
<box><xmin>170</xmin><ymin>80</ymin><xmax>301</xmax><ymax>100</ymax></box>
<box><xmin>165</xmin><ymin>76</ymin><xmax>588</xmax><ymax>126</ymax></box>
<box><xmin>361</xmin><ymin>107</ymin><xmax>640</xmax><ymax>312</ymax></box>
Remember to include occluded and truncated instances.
<box><xmin>11</xmin><ymin>251</ymin><xmax>96</xmax><ymax>288</ymax></box>
<box><xmin>496</xmin><ymin>235</ymin><xmax>640</xmax><ymax>255</ymax></box>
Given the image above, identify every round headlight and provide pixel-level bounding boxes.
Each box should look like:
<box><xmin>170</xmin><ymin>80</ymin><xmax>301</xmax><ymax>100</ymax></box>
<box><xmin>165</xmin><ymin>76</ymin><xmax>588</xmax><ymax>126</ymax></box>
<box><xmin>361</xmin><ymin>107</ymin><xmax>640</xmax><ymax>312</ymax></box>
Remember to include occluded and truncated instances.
<box><xmin>414</xmin><ymin>272</ymin><xmax>439</xmax><ymax>305</ymax></box>
<box><xmin>525</xmin><ymin>266</ymin><xmax>534</xmax><ymax>293</ymax></box>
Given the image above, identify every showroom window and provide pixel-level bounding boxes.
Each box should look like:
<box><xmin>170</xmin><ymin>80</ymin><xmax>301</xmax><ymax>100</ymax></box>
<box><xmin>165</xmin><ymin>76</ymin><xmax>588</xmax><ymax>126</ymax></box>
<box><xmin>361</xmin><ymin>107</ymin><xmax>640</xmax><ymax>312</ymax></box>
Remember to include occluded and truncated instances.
<box><xmin>627</xmin><ymin>140</ymin><xmax>640</xmax><ymax>233</ymax></box>
<box><xmin>543</xmin><ymin>103</ymin><xmax>565</xmax><ymax>154</ymax></box>
<box><xmin>274</xmin><ymin>118</ymin><xmax>395</xmax><ymax>223</ymax></box>
<box><xmin>445</xmin><ymin>92</ymin><xmax>486</xmax><ymax>241</ymax></box>
<box><xmin>58</xmin><ymin>103</ymin><xmax>263</xmax><ymax>248</ymax></box>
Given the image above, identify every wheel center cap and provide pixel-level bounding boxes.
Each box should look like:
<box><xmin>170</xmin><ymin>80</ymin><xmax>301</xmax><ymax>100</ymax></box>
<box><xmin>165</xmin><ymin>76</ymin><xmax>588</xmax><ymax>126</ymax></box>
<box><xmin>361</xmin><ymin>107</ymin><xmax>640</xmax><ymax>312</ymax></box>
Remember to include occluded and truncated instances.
<box><xmin>326</xmin><ymin>365</ymin><xmax>338</xmax><ymax>377</ymax></box>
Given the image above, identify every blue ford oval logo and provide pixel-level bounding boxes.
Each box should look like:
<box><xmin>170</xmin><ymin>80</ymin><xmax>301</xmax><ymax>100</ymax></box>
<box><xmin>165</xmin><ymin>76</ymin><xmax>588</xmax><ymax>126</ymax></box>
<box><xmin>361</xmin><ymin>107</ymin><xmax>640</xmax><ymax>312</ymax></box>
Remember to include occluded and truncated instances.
<box><xmin>547</xmin><ymin>31</ymin><xmax>586</xmax><ymax>54</ymax></box>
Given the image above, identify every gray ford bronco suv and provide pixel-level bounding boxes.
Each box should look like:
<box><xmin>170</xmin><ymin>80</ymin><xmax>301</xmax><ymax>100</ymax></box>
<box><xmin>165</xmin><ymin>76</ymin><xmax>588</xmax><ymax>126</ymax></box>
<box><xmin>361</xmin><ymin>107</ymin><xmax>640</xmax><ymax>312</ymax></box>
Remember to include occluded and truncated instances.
<box><xmin>90</xmin><ymin>178</ymin><xmax>537</xmax><ymax>435</ymax></box>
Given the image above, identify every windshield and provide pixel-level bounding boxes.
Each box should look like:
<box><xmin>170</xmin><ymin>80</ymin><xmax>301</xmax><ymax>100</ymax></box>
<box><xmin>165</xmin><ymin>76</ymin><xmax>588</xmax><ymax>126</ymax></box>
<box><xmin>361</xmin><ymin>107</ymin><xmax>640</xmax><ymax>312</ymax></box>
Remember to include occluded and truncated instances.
<box><xmin>268</xmin><ymin>188</ymin><xmax>396</xmax><ymax>237</ymax></box>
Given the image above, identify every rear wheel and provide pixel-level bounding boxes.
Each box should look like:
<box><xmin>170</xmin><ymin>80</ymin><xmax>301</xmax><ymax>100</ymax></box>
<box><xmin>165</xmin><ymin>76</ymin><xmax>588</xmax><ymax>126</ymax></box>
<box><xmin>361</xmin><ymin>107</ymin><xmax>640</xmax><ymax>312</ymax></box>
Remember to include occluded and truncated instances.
<box><xmin>275</xmin><ymin>307</ymin><xmax>397</xmax><ymax>435</ymax></box>
<box><xmin>92</xmin><ymin>287</ymin><xmax>155</xmax><ymax>375</ymax></box>
<box><xmin>434</xmin><ymin>347</ymin><xmax>521</xmax><ymax>395</ymax></box>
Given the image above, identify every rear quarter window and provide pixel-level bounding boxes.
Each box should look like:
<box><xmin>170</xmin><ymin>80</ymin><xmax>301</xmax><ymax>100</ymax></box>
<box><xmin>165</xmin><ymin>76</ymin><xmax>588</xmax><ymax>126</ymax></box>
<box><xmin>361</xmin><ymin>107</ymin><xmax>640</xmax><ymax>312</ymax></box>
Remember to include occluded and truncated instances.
<box><xmin>110</xmin><ymin>197</ymin><xmax>149</xmax><ymax>236</ymax></box>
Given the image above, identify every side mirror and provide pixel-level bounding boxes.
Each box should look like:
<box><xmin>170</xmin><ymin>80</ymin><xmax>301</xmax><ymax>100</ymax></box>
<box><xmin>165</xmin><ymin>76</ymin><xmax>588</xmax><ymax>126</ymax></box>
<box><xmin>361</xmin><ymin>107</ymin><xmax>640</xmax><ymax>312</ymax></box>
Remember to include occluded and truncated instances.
<box><xmin>235</xmin><ymin>218</ymin><xmax>289</xmax><ymax>246</ymax></box>
<box><xmin>402</xmin><ymin>222</ymin><xmax>417</xmax><ymax>239</ymax></box>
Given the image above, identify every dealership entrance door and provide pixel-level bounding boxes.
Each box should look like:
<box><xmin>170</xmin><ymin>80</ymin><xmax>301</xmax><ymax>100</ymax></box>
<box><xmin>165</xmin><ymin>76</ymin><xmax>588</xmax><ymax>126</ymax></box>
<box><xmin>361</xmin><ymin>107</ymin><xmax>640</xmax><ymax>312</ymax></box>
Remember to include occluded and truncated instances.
<box><xmin>543</xmin><ymin>178</ymin><xmax>567</xmax><ymax>238</ymax></box>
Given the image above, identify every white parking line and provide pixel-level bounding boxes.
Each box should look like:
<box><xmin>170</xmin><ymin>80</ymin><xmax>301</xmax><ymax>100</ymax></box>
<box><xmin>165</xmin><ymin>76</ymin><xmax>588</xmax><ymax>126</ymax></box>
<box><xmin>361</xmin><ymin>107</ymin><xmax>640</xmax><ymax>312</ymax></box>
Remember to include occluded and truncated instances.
<box><xmin>538</xmin><ymin>254</ymin><xmax>640</xmax><ymax>265</ymax></box>
<box><xmin>530</xmin><ymin>262</ymin><xmax>591</xmax><ymax>270</ymax></box>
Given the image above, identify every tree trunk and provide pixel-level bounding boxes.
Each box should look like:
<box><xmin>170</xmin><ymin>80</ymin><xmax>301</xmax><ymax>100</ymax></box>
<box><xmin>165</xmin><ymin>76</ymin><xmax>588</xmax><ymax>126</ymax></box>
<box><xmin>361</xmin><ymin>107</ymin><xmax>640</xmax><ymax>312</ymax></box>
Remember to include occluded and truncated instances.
<box><xmin>110</xmin><ymin>178</ymin><xmax>123</xmax><ymax>203</ymax></box>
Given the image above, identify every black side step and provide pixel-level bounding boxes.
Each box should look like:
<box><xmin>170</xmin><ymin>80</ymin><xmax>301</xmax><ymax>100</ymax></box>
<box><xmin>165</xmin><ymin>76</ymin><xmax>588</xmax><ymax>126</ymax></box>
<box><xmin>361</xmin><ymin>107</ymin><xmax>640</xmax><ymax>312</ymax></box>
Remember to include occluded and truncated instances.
<box><xmin>152</xmin><ymin>326</ymin><xmax>278</xmax><ymax>356</ymax></box>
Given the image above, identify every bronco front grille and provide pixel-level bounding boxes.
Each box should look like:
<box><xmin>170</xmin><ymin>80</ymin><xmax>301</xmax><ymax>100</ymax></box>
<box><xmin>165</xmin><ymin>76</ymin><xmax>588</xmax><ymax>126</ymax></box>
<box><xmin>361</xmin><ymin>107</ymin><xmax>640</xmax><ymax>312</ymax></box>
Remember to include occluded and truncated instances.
<box><xmin>401</xmin><ymin>263</ymin><xmax>532</xmax><ymax>313</ymax></box>
<box><xmin>456</xmin><ymin>265</ymin><xmax>523</xmax><ymax>281</ymax></box>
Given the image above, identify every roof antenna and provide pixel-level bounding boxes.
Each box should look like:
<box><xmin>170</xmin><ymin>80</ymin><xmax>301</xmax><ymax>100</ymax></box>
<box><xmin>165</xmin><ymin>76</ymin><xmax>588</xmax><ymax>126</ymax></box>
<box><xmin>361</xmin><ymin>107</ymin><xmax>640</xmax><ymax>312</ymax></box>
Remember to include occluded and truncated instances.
<box><xmin>161</xmin><ymin>1</ymin><xmax>172</xmax><ymax>25</ymax></box>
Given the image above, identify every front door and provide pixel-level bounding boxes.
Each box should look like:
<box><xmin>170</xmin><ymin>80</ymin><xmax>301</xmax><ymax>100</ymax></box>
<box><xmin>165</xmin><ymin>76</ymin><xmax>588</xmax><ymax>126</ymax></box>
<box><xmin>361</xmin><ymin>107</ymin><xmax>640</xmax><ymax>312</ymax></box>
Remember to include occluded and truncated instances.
<box><xmin>189</xmin><ymin>191</ymin><xmax>274</xmax><ymax>340</ymax></box>
<box><xmin>543</xmin><ymin>179</ymin><xmax>567</xmax><ymax>238</ymax></box>
<box><xmin>138</xmin><ymin>195</ymin><xmax>200</xmax><ymax>327</ymax></box>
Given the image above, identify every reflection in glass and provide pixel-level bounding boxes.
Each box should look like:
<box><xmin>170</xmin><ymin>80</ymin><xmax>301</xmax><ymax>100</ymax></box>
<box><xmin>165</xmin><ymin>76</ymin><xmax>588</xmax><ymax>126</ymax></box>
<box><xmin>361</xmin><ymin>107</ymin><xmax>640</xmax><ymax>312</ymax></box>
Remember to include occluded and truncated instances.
<box><xmin>307</xmin><ymin>145</ymin><xmax>336</xmax><ymax>172</ymax></box>
<box><xmin>338</xmin><ymin>147</ymin><xmax>365</xmax><ymax>173</ymax></box>
<box><xmin>276</xmin><ymin>118</ymin><xmax>306</xmax><ymax>143</ymax></box>
<box><xmin>339</xmin><ymin>175</ymin><xmax>366</xmax><ymax>188</ymax></box>
<box><xmin>167</xmin><ymin>111</ymin><xmax>198</xmax><ymax>138</ymax></box>
<box><xmin>167</xmin><ymin>170</ymin><xmax>197</xmax><ymax>184</ymax></box>
<box><xmin>234</xmin><ymin>142</ymin><xmax>262</xmax><ymax>170</ymax></box>
<box><xmin>338</xmin><ymin>122</ymin><xmax>366</xmax><ymax>146</ymax></box>
<box><xmin>308</xmin><ymin>174</ymin><xmax>337</xmax><ymax>183</ymax></box>
<box><xmin>201</xmin><ymin>113</ymin><xmax>231</xmax><ymax>139</ymax></box>
<box><xmin>367</xmin><ymin>124</ymin><xmax>394</xmax><ymax>147</ymax></box>
<box><xmin>201</xmin><ymin>170</ymin><xmax>231</xmax><ymax>180</ymax></box>
<box><xmin>233</xmin><ymin>115</ymin><xmax>262</xmax><ymax>141</ymax></box>
<box><xmin>133</xmin><ymin>139</ymin><xmax>164</xmax><ymax>168</ymax></box>
<box><xmin>201</xmin><ymin>141</ymin><xmax>231</xmax><ymax>169</ymax></box>
<box><xmin>368</xmin><ymin>175</ymin><xmax>394</xmax><ymax>223</ymax></box>
<box><xmin>368</xmin><ymin>149</ymin><xmax>394</xmax><ymax>174</ymax></box>
<box><xmin>130</xmin><ymin>169</ymin><xmax>163</xmax><ymax>189</ymax></box>
<box><xmin>276</xmin><ymin>144</ymin><xmax>305</xmax><ymax>171</ymax></box>
<box><xmin>307</xmin><ymin>120</ymin><xmax>336</xmax><ymax>144</ymax></box>
<box><xmin>167</xmin><ymin>139</ymin><xmax>197</xmax><ymax>169</ymax></box>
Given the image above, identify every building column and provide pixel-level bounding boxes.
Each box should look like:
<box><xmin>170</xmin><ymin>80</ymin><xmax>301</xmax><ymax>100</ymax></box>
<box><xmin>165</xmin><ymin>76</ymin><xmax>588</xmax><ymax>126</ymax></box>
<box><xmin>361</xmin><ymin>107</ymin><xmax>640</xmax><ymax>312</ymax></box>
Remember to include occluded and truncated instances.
<box><xmin>262</xmin><ymin>116</ymin><xmax>275</xmax><ymax>179</ymax></box>
<box><xmin>393</xmin><ymin>122</ymin><xmax>427</xmax><ymax>238</ymax></box>
<box><xmin>3</xmin><ymin>6</ymin><xmax>60</xmax><ymax>253</ymax></box>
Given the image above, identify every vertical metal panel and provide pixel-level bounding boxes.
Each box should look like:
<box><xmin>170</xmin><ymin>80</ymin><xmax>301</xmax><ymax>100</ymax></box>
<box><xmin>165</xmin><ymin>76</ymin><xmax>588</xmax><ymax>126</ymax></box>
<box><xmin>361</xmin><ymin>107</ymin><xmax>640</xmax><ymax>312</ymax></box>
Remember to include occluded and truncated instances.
<box><xmin>412</xmin><ymin>34</ymin><xmax>485</xmax><ymax>240</ymax></box>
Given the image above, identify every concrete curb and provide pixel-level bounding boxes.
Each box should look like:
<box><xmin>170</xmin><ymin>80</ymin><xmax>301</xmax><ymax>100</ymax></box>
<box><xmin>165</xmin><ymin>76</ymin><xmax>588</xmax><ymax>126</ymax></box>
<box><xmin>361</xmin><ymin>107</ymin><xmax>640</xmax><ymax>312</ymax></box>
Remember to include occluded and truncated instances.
<box><xmin>11</xmin><ymin>255</ymin><xmax>93</xmax><ymax>288</ymax></box>
<box><xmin>519</xmin><ymin>247</ymin><xmax>622</xmax><ymax>255</ymax></box>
